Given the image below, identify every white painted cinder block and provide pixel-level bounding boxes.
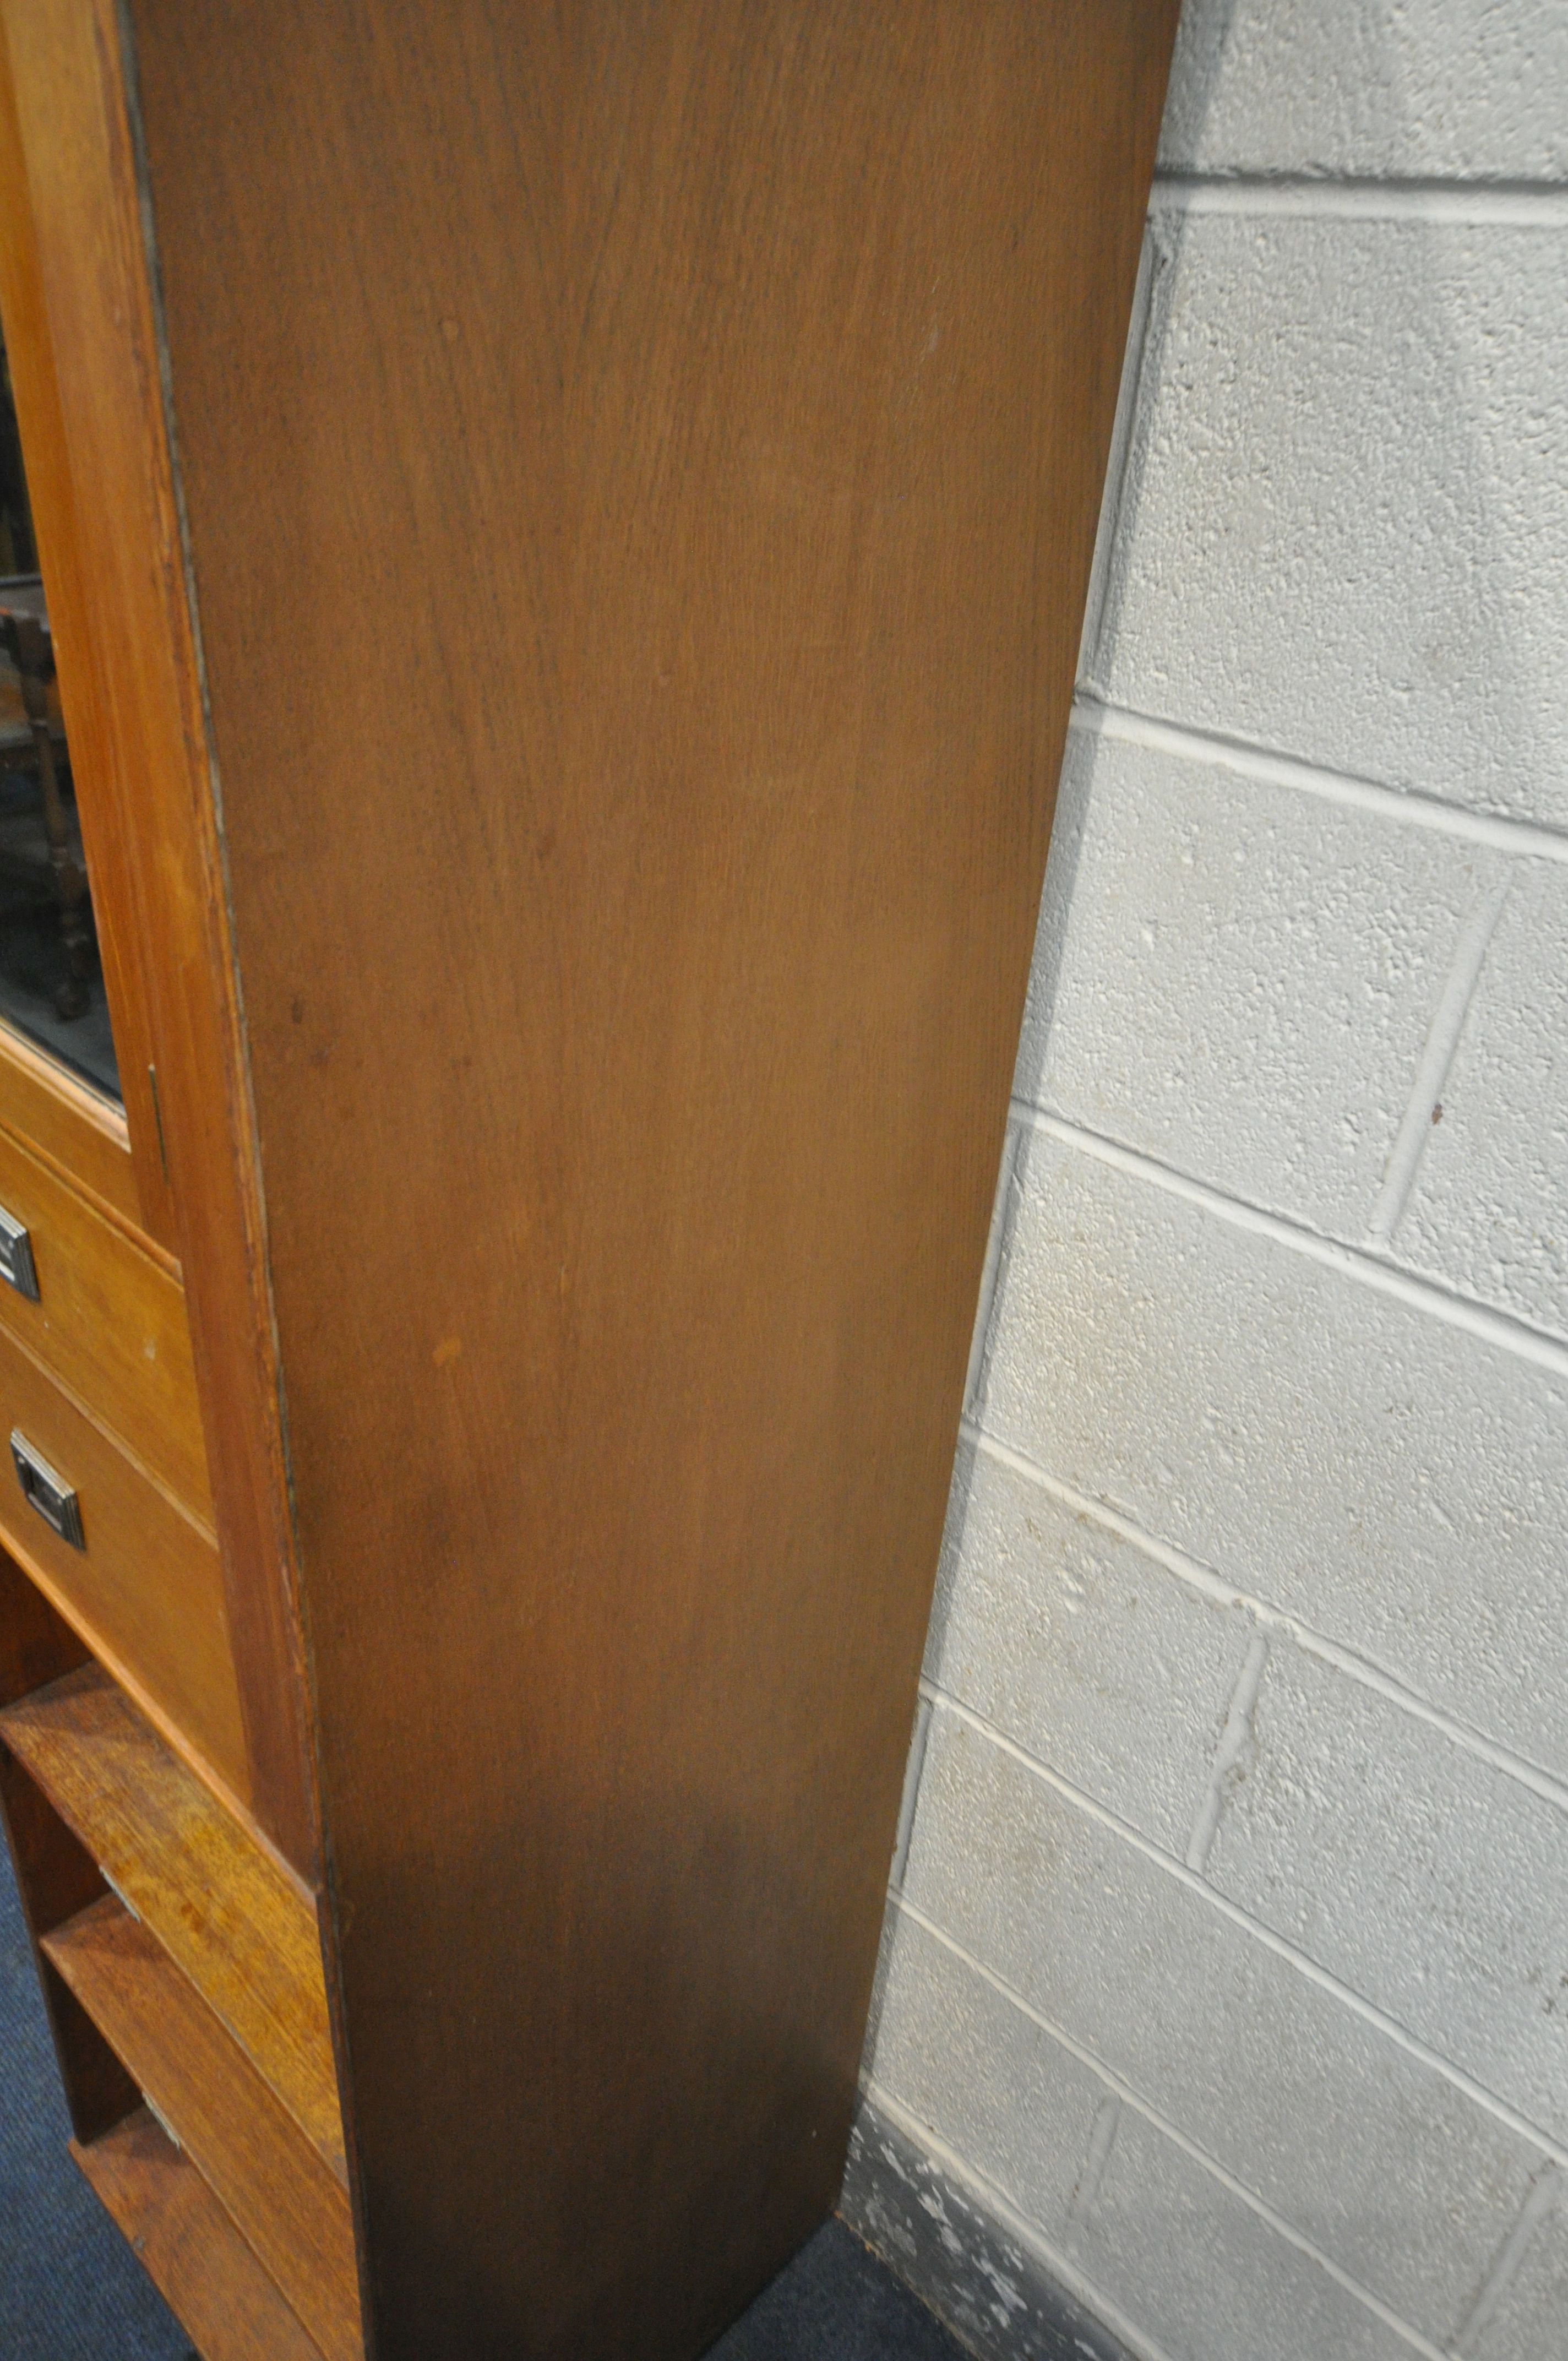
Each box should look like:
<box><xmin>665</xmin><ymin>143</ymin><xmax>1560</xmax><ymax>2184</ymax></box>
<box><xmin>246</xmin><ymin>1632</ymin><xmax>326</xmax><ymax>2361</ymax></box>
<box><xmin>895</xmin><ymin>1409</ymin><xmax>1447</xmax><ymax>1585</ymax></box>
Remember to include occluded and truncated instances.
<box><xmin>1087</xmin><ymin>213</ymin><xmax>1568</xmax><ymax>827</ymax></box>
<box><xmin>864</xmin><ymin>1910</ymin><xmax>1105</xmax><ymax>2241</ymax></box>
<box><xmin>866</xmin><ymin>13</ymin><xmax>1568</xmax><ymax>2354</ymax></box>
<box><xmin>1014</xmin><ymin>721</ymin><xmax>1483</xmax><ymax>1237</ymax></box>
<box><xmin>899</xmin><ymin>1707</ymin><xmax>1547</xmax><ymax>2343</ymax></box>
<box><xmin>872</xmin><ymin>1910</ymin><xmax>1412</xmax><ymax>2361</ymax></box>
<box><xmin>869</xmin><ymin>1905</ymin><xmax>1418</xmax><ymax>2361</ymax></box>
<box><xmin>1071</xmin><ymin>2105</ymin><xmax>1413</xmax><ymax>2361</ymax></box>
<box><xmin>977</xmin><ymin>1129</ymin><xmax>1568</xmax><ymax>1780</ymax></box>
<box><xmin>1468</xmin><ymin>2181</ymin><xmax>1568</xmax><ymax>2361</ymax></box>
<box><xmin>1204</xmin><ymin>1641</ymin><xmax>1568</xmax><ymax>2146</ymax></box>
<box><xmin>1391</xmin><ymin>859</ymin><xmax>1568</xmax><ymax>1342</ymax></box>
<box><xmin>929</xmin><ymin>1438</ymin><xmax>1253</xmax><ymax>1855</ymax></box>
<box><xmin>1159</xmin><ymin>0</ymin><xmax>1568</xmax><ymax>181</ymax></box>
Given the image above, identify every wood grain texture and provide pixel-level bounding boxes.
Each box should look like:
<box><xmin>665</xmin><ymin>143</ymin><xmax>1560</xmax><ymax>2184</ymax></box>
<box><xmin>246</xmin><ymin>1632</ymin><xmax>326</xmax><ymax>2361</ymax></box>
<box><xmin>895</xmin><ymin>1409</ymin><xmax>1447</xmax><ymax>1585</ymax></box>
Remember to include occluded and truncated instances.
<box><xmin>0</xmin><ymin>1027</ymin><xmax>139</xmax><ymax>1229</ymax></box>
<box><xmin>0</xmin><ymin>1527</ymin><xmax>85</xmax><ymax>1707</ymax></box>
<box><xmin>0</xmin><ymin>1318</ymin><xmax>246</xmax><ymax>1796</ymax></box>
<box><xmin>0</xmin><ymin>0</ymin><xmax>319</xmax><ymax>1864</ymax></box>
<box><xmin>0</xmin><ymin>1742</ymin><xmax>138</xmax><ymax>2139</ymax></box>
<box><xmin>0</xmin><ymin>1123</ymin><xmax>211</xmax><ymax>1516</ymax></box>
<box><xmin>0</xmin><ymin>1546</ymin><xmax>134</xmax><ymax>2142</ymax></box>
<box><xmin>0</xmin><ymin>18</ymin><xmax>171</xmax><ymax>1239</ymax></box>
<box><xmin>74</xmin><ymin>2107</ymin><xmax>328</xmax><ymax>2361</ymax></box>
<box><xmin>124</xmin><ymin>7</ymin><xmax>1179</xmax><ymax>2355</ymax></box>
<box><xmin>43</xmin><ymin>1894</ymin><xmax>362</xmax><ymax>2361</ymax></box>
<box><xmin>0</xmin><ymin>1521</ymin><xmax>258</xmax><ymax>1843</ymax></box>
<box><xmin>2</xmin><ymin>1662</ymin><xmax>342</xmax><ymax>2175</ymax></box>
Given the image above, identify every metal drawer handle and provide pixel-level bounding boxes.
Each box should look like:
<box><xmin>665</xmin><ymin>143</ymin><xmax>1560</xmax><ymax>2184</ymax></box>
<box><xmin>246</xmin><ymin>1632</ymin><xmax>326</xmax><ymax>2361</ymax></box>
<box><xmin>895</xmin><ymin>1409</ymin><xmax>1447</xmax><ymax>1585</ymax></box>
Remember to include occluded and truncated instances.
<box><xmin>0</xmin><ymin>1206</ymin><xmax>39</xmax><ymax>1302</ymax></box>
<box><xmin>11</xmin><ymin>1430</ymin><xmax>84</xmax><ymax>1550</ymax></box>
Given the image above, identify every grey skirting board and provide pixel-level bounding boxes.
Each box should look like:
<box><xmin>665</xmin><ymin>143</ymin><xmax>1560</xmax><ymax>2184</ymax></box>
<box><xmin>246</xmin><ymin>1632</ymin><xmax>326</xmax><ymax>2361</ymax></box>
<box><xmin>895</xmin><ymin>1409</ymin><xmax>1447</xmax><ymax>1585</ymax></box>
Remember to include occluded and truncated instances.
<box><xmin>840</xmin><ymin>2096</ymin><xmax>1136</xmax><ymax>2361</ymax></box>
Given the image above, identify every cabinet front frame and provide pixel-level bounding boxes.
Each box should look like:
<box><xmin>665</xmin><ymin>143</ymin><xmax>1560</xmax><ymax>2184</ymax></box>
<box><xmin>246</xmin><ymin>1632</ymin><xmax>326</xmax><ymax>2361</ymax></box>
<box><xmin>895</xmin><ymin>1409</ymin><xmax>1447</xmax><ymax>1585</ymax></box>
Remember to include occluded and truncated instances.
<box><xmin>0</xmin><ymin>27</ymin><xmax>173</xmax><ymax>1246</ymax></box>
<box><xmin>0</xmin><ymin>0</ymin><xmax>322</xmax><ymax>1878</ymax></box>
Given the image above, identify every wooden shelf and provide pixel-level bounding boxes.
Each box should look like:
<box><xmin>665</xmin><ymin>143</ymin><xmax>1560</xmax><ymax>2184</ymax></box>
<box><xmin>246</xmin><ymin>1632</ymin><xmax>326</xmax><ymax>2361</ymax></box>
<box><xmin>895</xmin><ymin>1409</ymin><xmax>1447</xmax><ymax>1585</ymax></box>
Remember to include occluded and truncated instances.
<box><xmin>41</xmin><ymin>1894</ymin><xmax>361</xmax><ymax>2361</ymax></box>
<box><xmin>0</xmin><ymin>1663</ymin><xmax>343</xmax><ymax>2177</ymax></box>
<box><xmin>73</xmin><ymin>2106</ymin><xmax>326</xmax><ymax>2361</ymax></box>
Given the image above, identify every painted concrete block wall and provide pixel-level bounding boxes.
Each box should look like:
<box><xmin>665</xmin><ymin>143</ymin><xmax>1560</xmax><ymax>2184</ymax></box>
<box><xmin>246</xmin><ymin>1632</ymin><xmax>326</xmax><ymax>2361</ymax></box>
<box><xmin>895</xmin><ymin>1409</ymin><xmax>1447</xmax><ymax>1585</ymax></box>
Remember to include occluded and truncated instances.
<box><xmin>846</xmin><ymin>8</ymin><xmax>1568</xmax><ymax>2360</ymax></box>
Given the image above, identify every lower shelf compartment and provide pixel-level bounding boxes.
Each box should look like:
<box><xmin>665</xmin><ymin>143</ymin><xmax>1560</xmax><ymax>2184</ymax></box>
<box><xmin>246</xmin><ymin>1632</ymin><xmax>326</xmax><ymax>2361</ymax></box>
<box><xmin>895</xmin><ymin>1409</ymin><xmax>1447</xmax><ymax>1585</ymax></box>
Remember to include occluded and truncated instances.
<box><xmin>73</xmin><ymin>2107</ymin><xmax>325</xmax><ymax>2361</ymax></box>
<box><xmin>42</xmin><ymin>1893</ymin><xmax>362</xmax><ymax>2361</ymax></box>
<box><xmin>0</xmin><ymin>1661</ymin><xmax>344</xmax><ymax>2177</ymax></box>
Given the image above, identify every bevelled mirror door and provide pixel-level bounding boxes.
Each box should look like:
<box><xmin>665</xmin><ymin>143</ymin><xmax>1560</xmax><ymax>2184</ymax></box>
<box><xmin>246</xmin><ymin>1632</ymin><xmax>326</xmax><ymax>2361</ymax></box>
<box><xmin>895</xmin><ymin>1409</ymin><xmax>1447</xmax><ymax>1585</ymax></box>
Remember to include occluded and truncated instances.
<box><xmin>0</xmin><ymin>318</ymin><xmax>118</xmax><ymax>1101</ymax></box>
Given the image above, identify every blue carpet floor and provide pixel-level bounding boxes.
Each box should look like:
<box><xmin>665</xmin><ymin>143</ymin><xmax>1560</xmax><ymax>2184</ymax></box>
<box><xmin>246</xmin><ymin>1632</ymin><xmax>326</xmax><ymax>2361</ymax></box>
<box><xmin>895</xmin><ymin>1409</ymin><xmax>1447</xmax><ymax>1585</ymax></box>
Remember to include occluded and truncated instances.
<box><xmin>0</xmin><ymin>1827</ymin><xmax>191</xmax><ymax>2359</ymax></box>
<box><xmin>2</xmin><ymin>1837</ymin><xmax>963</xmax><ymax>2358</ymax></box>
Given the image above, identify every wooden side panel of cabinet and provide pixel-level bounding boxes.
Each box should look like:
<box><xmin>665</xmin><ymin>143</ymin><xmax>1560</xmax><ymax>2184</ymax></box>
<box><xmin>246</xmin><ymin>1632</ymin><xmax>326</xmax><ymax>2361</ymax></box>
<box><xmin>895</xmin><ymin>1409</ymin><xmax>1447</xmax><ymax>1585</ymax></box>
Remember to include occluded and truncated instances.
<box><xmin>0</xmin><ymin>3</ymin><xmax>1178</xmax><ymax>2357</ymax></box>
<box><xmin>115</xmin><ymin>8</ymin><xmax>1180</xmax><ymax>2359</ymax></box>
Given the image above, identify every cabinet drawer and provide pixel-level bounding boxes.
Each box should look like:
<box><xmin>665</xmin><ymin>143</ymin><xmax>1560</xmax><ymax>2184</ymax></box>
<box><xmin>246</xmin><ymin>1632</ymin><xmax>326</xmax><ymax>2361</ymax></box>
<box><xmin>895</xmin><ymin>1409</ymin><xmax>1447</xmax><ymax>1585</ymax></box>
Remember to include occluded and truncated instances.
<box><xmin>0</xmin><ymin>1326</ymin><xmax>246</xmax><ymax>1802</ymax></box>
<box><xmin>0</xmin><ymin>1123</ymin><xmax>210</xmax><ymax>1521</ymax></box>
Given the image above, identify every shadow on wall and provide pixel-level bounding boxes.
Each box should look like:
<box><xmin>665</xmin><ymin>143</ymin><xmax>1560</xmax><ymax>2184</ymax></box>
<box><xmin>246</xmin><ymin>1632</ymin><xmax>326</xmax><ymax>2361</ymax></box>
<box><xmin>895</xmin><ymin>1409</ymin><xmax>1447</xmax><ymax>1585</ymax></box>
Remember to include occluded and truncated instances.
<box><xmin>938</xmin><ymin>0</ymin><xmax>1568</xmax><ymax>1823</ymax></box>
<box><xmin>924</xmin><ymin>0</ymin><xmax>1244</xmax><ymax>1693</ymax></box>
<box><xmin>1010</xmin><ymin>0</ymin><xmax>1240</xmax><ymax>1114</ymax></box>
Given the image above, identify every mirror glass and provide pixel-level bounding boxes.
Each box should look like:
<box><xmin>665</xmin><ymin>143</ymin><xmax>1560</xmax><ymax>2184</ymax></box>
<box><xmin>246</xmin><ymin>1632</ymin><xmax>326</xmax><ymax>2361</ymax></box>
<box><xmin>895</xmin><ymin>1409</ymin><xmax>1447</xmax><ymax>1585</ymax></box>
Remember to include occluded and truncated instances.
<box><xmin>0</xmin><ymin>320</ymin><xmax>119</xmax><ymax>1100</ymax></box>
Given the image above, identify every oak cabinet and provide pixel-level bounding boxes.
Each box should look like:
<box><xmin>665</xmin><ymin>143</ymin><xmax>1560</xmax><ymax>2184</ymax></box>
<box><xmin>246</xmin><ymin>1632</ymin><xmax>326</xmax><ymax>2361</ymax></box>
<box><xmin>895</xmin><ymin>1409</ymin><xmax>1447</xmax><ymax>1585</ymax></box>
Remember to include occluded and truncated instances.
<box><xmin>0</xmin><ymin>6</ymin><xmax>1178</xmax><ymax>2355</ymax></box>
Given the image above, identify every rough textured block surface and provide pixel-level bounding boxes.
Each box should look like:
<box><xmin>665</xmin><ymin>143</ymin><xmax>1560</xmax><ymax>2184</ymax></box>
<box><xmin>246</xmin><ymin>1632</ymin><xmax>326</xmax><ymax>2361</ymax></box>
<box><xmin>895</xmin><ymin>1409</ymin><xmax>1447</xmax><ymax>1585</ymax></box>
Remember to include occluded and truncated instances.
<box><xmin>1468</xmin><ymin>2183</ymin><xmax>1568</xmax><ymax>2361</ymax></box>
<box><xmin>1159</xmin><ymin>0</ymin><xmax>1568</xmax><ymax>181</ymax></box>
<box><xmin>864</xmin><ymin>1912</ymin><xmax>1103</xmax><ymax>2245</ymax></box>
<box><xmin>1013</xmin><ymin>721</ymin><xmax>1482</xmax><ymax>1234</ymax></box>
<box><xmin>1070</xmin><ymin>2106</ymin><xmax>1412</xmax><ymax>2361</ymax></box>
<box><xmin>1204</xmin><ymin>1643</ymin><xmax>1568</xmax><ymax>2144</ymax></box>
<box><xmin>979</xmin><ymin>1130</ymin><xmax>1568</xmax><ymax>1779</ymax></box>
<box><xmin>897</xmin><ymin>1708</ymin><xmax>1545</xmax><ymax>2340</ymax></box>
<box><xmin>929</xmin><ymin>1439</ymin><xmax>1252</xmax><ymax>1854</ymax></box>
<box><xmin>1088</xmin><ymin>214</ymin><xmax>1568</xmax><ymax>826</ymax></box>
<box><xmin>1393</xmin><ymin>859</ymin><xmax>1568</xmax><ymax>1341</ymax></box>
